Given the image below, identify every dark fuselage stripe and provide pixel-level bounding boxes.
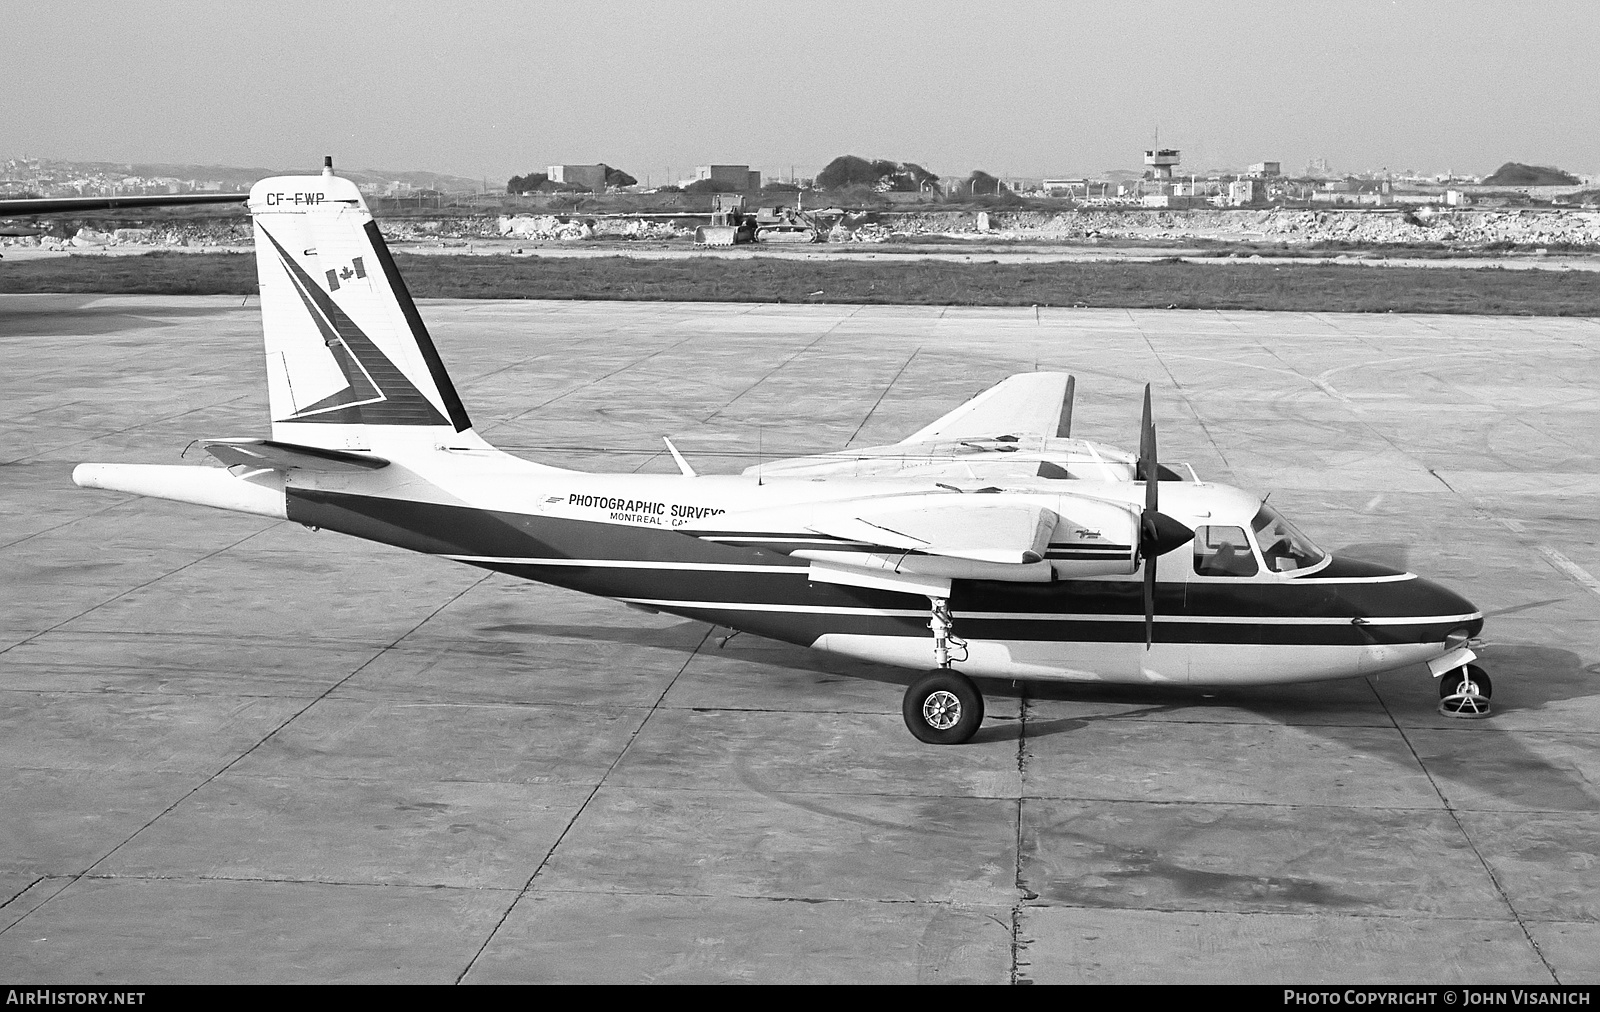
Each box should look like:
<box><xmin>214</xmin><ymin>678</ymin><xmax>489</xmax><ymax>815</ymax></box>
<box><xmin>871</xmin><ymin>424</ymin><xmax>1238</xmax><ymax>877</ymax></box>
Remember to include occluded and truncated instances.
<box><xmin>284</xmin><ymin>489</ymin><xmax>1483</xmax><ymax>650</ymax></box>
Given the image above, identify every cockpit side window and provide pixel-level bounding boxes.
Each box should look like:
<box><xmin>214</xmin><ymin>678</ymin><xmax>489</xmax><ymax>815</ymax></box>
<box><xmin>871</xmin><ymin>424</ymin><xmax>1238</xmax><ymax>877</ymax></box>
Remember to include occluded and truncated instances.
<box><xmin>1252</xmin><ymin>504</ymin><xmax>1326</xmax><ymax>573</ymax></box>
<box><xmin>1193</xmin><ymin>525</ymin><xmax>1259</xmax><ymax>577</ymax></box>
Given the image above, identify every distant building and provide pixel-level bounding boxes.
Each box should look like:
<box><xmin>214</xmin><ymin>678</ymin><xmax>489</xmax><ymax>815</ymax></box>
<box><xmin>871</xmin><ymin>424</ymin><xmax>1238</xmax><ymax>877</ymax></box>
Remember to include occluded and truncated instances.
<box><xmin>696</xmin><ymin>165</ymin><xmax>762</xmax><ymax>190</ymax></box>
<box><xmin>1246</xmin><ymin>161</ymin><xmax>1281</xmax><ymax>177</ymax></box>
<box><xmin>1042</xmin><ymin>178</ymin><xmax>1097</xmax><ymax>197</ymax></box>
<box><xmin>1144</xmin><ymin>148</ymin><xmax>1180</xmax><ymax>181</ymax></box>
<box><xmin>1228</xmin><ymin>180</ymin><xmax>1255</xmax><ymax>205</ymax></box>
<box><xmin>547</xmin><ymin>164</ymin><xmax>609</xmax><ymax>191</ymax></box>
<box><xmin>1310</xmin><ymin>191</ymin><xmax>1387</xmax><ymax>206</ymax></box>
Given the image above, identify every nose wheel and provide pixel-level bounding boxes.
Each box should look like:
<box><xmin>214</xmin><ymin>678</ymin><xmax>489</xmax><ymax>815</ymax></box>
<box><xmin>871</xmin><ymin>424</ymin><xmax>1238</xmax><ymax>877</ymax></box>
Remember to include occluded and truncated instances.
<box><xmin>1439</xmin><ymin>663</ymin><xmax>1492</xmax><ymax>718</ymax></box>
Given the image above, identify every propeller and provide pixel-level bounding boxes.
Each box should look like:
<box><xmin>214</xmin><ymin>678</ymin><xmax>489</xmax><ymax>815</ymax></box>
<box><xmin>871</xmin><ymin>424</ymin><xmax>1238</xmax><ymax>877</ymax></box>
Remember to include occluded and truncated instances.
<box><xmin>1055</xmin><ymin>375</ymin><xmax>1076</xmax><ymax>438</ymax></box>
<box><xmin>1136</xmin><ymin>385</ymin><xmax>1195</xmax><ymax>649</ymax></box>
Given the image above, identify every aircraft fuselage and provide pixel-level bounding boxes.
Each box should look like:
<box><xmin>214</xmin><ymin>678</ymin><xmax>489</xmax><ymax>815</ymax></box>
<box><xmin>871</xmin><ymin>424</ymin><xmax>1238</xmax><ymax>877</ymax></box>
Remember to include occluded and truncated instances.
<box><xmin>278</xmin><ymin>458</ymin><xmax>1482</xmax><ymax>688</ymax></box>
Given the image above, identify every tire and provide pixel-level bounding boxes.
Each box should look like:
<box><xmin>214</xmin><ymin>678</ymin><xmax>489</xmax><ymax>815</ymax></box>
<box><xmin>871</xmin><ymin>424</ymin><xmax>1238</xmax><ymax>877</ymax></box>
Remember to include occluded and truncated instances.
<box><xmin>902</xmin><ymin>670</ymin><xmax>985</xmax><ymax>745</ymax></box>
<box><xmin>1439</xmin><ymin>664</ymin><xmax>1492</xmax><ymax>700</ymax></box>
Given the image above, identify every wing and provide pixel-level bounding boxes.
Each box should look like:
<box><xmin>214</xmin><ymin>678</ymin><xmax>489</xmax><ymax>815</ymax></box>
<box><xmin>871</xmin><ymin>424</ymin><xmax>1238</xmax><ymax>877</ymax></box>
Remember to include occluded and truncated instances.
<box><xmin>0</xmin><ymin>193</ymin><xmax>248</xmax><ymax>216</ymax></box>
<box><xmin>682</xmin><ymin>493</ymin><xmax>1062</xmax><ymax>567</ymax></box>
<box><xmin>681</xmin><ymin>490</ymin><xmax>1139</xmax><ymax>594</ymax></box>
<box><xmin>806</xmin><ymin>499</ymin><xmax>1058</xmax><ymax>565</ymax></box>
<box><xmin>743</xmin><ymin>372</ymin><xmax>1076</xmax><ymax>480</ymax></box>
<box><xmin>897</xmin><ymin>373</ymin><xmax>1073</xmax><ymax>444</ymax></box>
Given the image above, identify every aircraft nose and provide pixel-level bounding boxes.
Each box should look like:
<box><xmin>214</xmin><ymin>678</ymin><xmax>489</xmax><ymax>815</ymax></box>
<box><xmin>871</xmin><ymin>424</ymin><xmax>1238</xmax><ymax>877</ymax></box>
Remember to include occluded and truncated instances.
<box><xmin>1412</xmin><ymin>574</ymin><xmax>1483</xmax><ymax>637</ymax></box>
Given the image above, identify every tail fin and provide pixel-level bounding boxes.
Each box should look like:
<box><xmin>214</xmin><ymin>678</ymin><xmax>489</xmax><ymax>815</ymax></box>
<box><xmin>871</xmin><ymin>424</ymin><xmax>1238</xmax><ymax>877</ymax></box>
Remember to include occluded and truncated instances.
<box><xmin>249</xmin><ymin>162</ymin><xmax>472</xmax><ymax>447</ymax></box>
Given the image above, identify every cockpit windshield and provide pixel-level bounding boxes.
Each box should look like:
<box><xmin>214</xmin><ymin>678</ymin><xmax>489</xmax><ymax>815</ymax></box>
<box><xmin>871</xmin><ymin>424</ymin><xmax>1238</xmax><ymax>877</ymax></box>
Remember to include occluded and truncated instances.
<box><xmin>1251</xmin><ymin>503</ymin><xmax>1326</xmax><ymax>573</ymax></box>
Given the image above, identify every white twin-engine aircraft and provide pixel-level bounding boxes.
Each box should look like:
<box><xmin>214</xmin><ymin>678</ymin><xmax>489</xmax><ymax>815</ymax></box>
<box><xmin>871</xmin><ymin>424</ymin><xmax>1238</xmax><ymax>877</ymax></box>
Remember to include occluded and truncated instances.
<box><xmin>73</xmin><ymin>164</ymin><xmax>1491</xmax><ymax>744</ymax></box>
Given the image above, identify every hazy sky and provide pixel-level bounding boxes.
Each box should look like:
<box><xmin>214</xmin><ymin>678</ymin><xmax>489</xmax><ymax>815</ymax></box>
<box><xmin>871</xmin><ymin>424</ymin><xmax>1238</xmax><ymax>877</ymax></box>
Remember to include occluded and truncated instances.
<box><xmin>6</xmin><ymin>0</ymin><xmax>1596</xmax><ymax>183</ymax></box>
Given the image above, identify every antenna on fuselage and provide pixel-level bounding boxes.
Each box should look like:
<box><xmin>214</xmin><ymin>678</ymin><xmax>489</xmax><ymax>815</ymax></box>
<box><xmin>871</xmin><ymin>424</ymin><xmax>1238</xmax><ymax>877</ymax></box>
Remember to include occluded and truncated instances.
<box><xmin>323</xmin><ymin>155</ymin><xmax>334</xmax><ymax>178</ymax></box>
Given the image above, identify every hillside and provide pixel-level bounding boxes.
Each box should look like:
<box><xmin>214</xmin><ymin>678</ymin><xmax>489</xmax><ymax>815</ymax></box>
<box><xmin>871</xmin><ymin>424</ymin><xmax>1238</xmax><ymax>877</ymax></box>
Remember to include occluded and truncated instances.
<box><xmin>1482</xmin><ymin>162</ymin><xmax>1580</xmax><ymax>186</ymax></box>
<box><xmin>2</xmin><ymin>158</ymin><xmax>485</xmax><ymax>194</ymax></box>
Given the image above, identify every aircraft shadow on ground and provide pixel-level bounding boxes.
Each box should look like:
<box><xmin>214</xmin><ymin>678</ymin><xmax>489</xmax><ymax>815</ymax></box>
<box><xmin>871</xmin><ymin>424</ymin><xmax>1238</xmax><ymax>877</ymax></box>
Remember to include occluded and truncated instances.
<box><xmin>476</xmin><ymin>621</ymin><xmax>708</xmax><ymax>651</ymax></box>
<box><xmin>493</xmin><ymin>614</ymin><xmax>1598</xmax><ymax>812</ymax></box>
<box><xmin>487</xmin><ymin>619</ymin><xmax>1598</xmax><ymax>714</ymax></box>
<box><xmin>0</xmin><ymin>297</ymin><xmax>254</xmax><ymax>338</ymax></box>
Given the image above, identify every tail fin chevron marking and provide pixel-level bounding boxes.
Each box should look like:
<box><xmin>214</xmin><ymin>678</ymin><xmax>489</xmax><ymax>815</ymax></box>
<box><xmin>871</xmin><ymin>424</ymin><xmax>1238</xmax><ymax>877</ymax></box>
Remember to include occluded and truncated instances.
<box><xmin>251</xmin><ymin>169</ymin><xmax>472</xmax><ymax>437</ymax></box>
<box><xmin>259</xmin><ymin>224</ymin><xmax>449</xmax><ymax>427</ymax></box>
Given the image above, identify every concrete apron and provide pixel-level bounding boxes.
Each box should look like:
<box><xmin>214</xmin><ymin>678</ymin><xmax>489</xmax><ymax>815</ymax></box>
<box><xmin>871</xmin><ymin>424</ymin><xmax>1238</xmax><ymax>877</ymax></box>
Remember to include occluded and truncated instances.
<box><xmin>0</xmin><ymin>295</ymin><xmax>1595</xmax><ymax>983</ymax></box>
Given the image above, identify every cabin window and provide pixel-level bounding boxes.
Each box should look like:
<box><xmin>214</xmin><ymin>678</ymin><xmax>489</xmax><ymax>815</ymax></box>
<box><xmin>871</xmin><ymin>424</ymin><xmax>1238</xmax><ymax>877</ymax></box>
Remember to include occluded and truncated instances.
<box><xmin>1193</xmin><ymin>525</ymin><xmax>1259</xmax><ymax>577</ymax></box>
<box><xmin>1252</xmin><ymin>504</ymin><xmax>1326</xmax><ymax>573</ymax></box>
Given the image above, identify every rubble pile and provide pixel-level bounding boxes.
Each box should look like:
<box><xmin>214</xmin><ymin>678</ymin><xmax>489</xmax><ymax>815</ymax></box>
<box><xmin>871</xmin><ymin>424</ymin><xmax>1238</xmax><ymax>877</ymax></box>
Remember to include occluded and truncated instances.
<box><xmin>827</xmin><ymin>220</ymin><xmax>896</xmax><ymax>243</ymax></box>
<box><xmin>814</xmin><ymin>207</ymin><xmax>1600</xmax><ymax>248</ymax></box>
<box><xmin>379</xmin><ymin>218</ymin><xmax>498</xmax><ymax>241</ymax></box>
<box><xmin>497</xmin><ymin>215</ymin><xmax>689</xmax><ymax>241</ymax></box>
<box><xmin>0</xmin><ymin>220</ymin><xmax>253</xmax><ymax>250</ymax></box>
<box><xmin>6</xmin><ymin>207</ymin><xmax>1598</xmax><ymax>253</ymax></box>
<box><xmin>978</xmin><ymin>208</ymin><xmax>1600</xmax><ymax>247</ymax></box>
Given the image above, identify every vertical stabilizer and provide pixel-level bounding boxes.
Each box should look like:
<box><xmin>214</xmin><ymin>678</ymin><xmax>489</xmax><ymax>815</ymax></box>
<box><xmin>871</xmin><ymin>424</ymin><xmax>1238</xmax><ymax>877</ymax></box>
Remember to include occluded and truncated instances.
<box><xmin>249</xmin><ymin>167</ymin><xmax>472</xmax><ymax>448</ymax></box>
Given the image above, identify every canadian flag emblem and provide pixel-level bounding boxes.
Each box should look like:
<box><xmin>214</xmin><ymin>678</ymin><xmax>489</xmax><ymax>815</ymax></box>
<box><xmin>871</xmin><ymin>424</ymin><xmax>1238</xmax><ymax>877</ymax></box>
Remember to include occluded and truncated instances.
<box><xmin>324</xmin><ymin>257</ymin><xmax>367</xmax><ymax>291</ymax></box>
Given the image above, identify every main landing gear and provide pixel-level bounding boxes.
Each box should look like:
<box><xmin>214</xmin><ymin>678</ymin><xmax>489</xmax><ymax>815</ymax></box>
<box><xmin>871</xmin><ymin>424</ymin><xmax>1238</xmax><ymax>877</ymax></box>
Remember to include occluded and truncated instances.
<box><xmin>902</xmin><ymin>596</ymin><xmax>985</xmax><ymax>745</ymax></box>
<box><xmin>1439</xmin><ymin>663</ymin><xmax>1493</xmax><ymax>718</ymax></box>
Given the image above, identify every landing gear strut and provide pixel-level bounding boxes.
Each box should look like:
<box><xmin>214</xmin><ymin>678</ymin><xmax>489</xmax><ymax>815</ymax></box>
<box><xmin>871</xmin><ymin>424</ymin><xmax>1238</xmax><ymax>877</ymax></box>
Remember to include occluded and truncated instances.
<box><xmin>927</xmin><ymin>596</ymin><xmax>966</xmax><ymax>669</ymax></box>
<box><xmin>901</xmin><ymin>597</ymin><xmax>984</xmax><ymax>744</ymax></box>
<box><xmin>1439</xmin><ymin>663</ymin><xmax>1492</xmax><ymax>718</ymax></box>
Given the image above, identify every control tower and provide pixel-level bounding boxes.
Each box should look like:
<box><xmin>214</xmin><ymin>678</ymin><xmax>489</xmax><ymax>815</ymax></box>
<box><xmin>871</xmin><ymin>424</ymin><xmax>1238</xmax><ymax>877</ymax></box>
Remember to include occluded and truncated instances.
<box><xmin>1144</xmin><ymin>148</ymin><xmax>1180</xmax><ymax>181</ymax></box>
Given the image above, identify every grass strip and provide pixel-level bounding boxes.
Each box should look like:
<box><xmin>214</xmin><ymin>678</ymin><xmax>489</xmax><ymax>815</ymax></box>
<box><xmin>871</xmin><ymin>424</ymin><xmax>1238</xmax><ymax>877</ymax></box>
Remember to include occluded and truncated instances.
<box><xmin>3</xmin><ymin>251</ymin><xmax>1599</xmax><ymax>316</ymax></box>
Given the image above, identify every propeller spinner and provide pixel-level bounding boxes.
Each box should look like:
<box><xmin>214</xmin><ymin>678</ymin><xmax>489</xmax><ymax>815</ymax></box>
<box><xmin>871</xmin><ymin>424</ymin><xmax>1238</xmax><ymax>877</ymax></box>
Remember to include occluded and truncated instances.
<box><xmin>1136</xmin><ymin>385</ymin><xmax>1195</xmax><ymax>649</ymax></box>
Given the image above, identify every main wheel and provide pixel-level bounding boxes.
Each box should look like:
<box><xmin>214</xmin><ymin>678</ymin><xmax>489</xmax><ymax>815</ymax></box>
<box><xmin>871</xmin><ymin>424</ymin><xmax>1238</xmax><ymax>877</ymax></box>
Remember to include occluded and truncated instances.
<box><xmin>1439</xmin><ymin>664</ymin><xmax>1492</xmax><ymax>700</ymax></box>
<box><xmin>902</xmin><ymin>670</ymin><xmax>985</xmax><ymax>745</ymax></box>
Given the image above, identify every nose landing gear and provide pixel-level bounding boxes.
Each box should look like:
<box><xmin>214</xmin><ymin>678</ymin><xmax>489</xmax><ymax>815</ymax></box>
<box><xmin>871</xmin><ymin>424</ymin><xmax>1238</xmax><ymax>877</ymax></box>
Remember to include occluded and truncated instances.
<box><xmin>1439</xmin><ymin>663</ymin><xmax>1492</xmax><ymax>718</ymax></box>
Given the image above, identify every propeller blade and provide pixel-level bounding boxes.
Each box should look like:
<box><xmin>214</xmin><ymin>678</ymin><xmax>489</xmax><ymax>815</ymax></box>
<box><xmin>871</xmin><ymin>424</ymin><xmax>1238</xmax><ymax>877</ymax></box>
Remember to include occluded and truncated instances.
<box><xmin>1056</xmin><ymin>375</ymin><xmax>1076</xmax><ymax>438</ymax></box>
<box><xmin>1143</xmin><ymin>546</ymin><xmax>1157</xmax><ymax>649</ymax></box>
<box><xmin>1133</xmin><ymin>385</ymin><xmax>1193</xmax><ymax>649</ymax></box>
<box><xmin>1139</xmin><ymin>384</ymin><xmax>1157</xmax><ymax>514</ymax></box>
<box><xmin>1138</xmin><ymin>512</ymin><xmax>1193</xmax><ymax>651</ymax></box>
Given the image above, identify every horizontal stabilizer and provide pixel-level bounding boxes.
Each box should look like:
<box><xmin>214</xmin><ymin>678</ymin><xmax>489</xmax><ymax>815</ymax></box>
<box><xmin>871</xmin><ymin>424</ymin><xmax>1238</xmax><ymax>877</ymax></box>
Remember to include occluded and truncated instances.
<box><xmin>201</xmin><ymin>438</ymin><xmax>390</xmax><ymax>472</ymax></box>
<box><xmin>72</xmin><ymin>464</ymin><xmax>287</xmax><ymax>519</ymax></box>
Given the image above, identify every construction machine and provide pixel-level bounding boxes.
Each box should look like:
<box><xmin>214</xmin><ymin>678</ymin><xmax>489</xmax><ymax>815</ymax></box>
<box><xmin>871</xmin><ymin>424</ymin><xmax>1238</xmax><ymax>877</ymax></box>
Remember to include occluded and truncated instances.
<box><xmin>752</xmin><ymin>204</ymin><xmax>821</xmax><ymax>243</ymax></box>
<box><xmin>693</xmin><ymin>194</ymin><xmax>757</xmax><ymax>246</ymax></box>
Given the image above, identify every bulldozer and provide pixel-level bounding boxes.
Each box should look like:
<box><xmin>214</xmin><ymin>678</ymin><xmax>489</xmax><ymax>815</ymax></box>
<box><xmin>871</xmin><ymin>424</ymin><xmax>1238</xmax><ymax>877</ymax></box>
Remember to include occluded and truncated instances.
<box><xmin>693</xmin><ymin>194</ymin><xmax>757</xmax><ymax>246</ymax></box>
<box><xmin>693</xmin><ymin>194</ymin><xmax>822</xmax><ymax>246</ymax></box>
<box><xmin>751</xmin><ymin>204</ymin><xmax>821</xmax><ymax>243</ymax></box>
